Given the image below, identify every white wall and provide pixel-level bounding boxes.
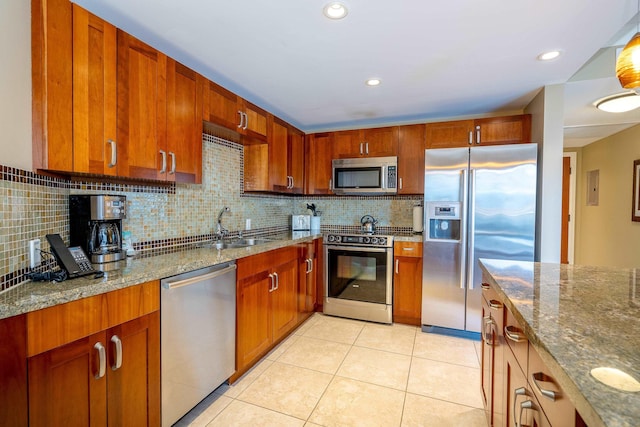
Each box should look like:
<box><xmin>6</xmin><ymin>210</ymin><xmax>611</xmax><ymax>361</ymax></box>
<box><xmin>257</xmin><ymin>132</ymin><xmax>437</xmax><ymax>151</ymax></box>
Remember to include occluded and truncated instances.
<box><xmin>526</xmin><ymin>84</ymin><xmax>564</xmax><ymax>262</ymax></box>
<box><xmin>1</xmin><ymin>0</ymin><xmax>32</xmax><ymax>170</ymax></box>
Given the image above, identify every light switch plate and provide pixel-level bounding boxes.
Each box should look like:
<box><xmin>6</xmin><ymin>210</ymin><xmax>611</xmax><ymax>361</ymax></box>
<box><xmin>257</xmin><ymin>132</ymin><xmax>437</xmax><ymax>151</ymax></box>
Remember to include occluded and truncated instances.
<box><xmin>29</xmin><ymin>239</ymin><xmax>41</xmax><ymax>268</ymax></box>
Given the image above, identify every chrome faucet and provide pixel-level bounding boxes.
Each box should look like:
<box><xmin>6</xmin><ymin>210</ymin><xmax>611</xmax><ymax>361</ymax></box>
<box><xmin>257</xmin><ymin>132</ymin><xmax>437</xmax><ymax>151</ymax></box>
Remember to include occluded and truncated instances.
<box><xmin>215</xmin><ymin>207</ymin><xmax>230</xmax><ymax>239</ymax></box>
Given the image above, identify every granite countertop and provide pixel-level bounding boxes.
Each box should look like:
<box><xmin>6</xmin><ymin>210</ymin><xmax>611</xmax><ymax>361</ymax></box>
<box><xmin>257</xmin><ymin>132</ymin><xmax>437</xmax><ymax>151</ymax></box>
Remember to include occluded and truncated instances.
<box><xmin>479</xmin><ymin>259</ymin><xmax>640</xmax><ymax>427</ymax></box>
<box><xmin>0</xmin><ymin>232</ymin><xmax>322</xmax><ymax>320</ymax></box>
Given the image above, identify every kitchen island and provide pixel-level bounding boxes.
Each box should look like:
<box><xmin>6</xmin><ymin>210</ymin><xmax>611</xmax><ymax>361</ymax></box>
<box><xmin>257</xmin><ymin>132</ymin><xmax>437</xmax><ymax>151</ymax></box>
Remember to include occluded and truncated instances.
<box><xmin>480</xmin><ymin>259</ymin><xmax>640</xmax><ymax>427</ymax></box>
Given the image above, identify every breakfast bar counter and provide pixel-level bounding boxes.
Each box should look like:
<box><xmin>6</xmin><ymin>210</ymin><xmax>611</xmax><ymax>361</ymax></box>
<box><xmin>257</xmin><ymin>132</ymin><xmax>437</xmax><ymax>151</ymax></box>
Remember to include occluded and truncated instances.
<box><xmin>479</xmin><ymin>259</ymin><xmax>640</xmax><ymax>427</ymax></box>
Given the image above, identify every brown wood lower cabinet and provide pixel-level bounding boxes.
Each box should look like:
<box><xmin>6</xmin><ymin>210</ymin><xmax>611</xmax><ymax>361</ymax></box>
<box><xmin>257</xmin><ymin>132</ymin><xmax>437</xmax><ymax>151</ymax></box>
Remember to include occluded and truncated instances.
<box><xmin>26</xmin><ymin>281</ymin><xmax>160</xmax><ymax>427</ymax></box>
<box><xmin>0</xmin><ymin>314</ymin><xmax>28</xmax><ymax>427</ymax></box>
<box><xmin>298</xmin><ymin>239</ymin><xmax>318</xmax><ymax>320</ymax></box>
<box><xmin>392</xmin><ymin>241</ymin><xmax>423</xmax><ymax>325</ymax></box>
<box><xmin>235</xmin><ymin>246</ymin><xmax>299</xmax><ymax>380</ymax></box>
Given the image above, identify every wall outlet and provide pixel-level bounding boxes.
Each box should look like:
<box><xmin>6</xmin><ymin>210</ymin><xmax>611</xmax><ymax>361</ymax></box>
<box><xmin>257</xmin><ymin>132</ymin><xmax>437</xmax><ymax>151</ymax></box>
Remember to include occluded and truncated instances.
<box><xmin>29</xmin><ymin>239</ymin><xmax>41</xmax><ymax>269</ymax></box>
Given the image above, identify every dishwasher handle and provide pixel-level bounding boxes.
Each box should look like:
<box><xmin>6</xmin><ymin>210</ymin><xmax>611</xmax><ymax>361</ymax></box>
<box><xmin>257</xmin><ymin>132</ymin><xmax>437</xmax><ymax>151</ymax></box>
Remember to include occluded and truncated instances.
<box><xmin>162</xmin><ymin>264</ymin><xmax>237</xmax><ymax>290</ymax></box>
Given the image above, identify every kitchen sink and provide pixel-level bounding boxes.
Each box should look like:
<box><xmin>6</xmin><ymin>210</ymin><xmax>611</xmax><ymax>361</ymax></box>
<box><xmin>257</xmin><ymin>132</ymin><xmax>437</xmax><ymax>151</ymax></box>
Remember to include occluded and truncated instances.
<box><xmin>199</xmin><ymin>238</ymin><xmax>275</xmax><ymax>250</ymax></box>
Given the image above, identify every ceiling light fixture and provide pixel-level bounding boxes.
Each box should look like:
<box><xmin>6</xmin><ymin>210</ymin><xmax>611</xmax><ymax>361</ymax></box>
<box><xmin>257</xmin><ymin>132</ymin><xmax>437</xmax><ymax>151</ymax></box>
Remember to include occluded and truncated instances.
<box><xmin>537</xmin><ymin>50</ymin><xmax>561</xmax><ymax>61</ymax></box>
<box><xmin>365</xmin><ymin>78</ymin><xmax>381</xmax><ymax>86</ymax></box>
<box><xmin>595</xmin><ymin>92</ymin><xmax>640</xmax><ymax>113</ymax></box>
<box><xmin>616</xmin><ymin>0</ymin><xmax>640</xmax><ymax>93</ymax></box>
<box><xmin>323</xmin><ymin>2</ymin><xmax>348</xmax><ymax>20</ymax></box>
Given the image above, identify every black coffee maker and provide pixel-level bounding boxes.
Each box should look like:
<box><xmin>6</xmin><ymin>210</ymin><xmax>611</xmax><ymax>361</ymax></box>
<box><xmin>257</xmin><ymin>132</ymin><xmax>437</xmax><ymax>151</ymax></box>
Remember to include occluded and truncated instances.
<box><xmin>69</xmin><ymin>195</ymin><xmax>127</xmax><ymax>264</ymax></box>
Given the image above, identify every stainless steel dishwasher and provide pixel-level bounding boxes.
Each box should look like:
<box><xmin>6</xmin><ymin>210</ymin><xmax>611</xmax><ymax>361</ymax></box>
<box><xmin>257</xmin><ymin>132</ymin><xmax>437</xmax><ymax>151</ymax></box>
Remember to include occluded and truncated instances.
<box><xmin>160</xmin><ymin>261</ymin><xmax>236</xmax><ymax>427</ymax></box>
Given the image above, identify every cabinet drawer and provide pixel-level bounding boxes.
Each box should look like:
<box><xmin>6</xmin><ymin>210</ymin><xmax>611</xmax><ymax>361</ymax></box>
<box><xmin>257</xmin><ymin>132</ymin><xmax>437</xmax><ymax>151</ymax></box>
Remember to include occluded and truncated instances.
<box><xmin>504</xmin><ymin>306</ymin><xmax>528</xmax><ymax>374</ymax></box>
<box><xmin>27</xmin><ymin>281</ymin><xmax>159</xmax><ymax>356</ymax></box>
<box><xmin>528</xmin><ymin>344</ymin><xmax>575</xmax><ymax>427</ymax></box>
<box><xmin>393</xmin><ymin>241</ymin><xmax>422</xmax><ymax>258</ymax></box>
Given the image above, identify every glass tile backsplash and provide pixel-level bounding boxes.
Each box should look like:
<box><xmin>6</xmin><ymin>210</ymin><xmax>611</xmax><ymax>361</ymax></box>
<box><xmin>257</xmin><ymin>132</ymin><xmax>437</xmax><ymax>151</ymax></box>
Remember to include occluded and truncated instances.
<box><xmin>1</xmin><ymin>135</ymin><xmax>420</xmax><ymax>291</ymax></box>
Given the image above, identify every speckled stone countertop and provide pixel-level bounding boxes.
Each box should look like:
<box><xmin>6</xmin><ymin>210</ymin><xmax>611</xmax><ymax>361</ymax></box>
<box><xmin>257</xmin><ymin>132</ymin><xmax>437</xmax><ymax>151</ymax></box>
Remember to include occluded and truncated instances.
<box><xmin>0</xmin><ymin>232</ymin><xmax>322</xmax><ymax>320</ymax></box>
<box><xmin>479</xmin><ymin>259</ymin><xmax>640</xmax><ymax>427</ymax></box>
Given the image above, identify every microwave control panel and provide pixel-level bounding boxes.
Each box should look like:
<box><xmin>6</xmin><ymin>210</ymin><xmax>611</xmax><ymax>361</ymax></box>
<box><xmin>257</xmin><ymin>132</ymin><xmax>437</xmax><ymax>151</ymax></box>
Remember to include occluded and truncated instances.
<box><xmin>387</xmin><ymin>166</ymin><xmax>397</xmax><ymax>188</ymax></box>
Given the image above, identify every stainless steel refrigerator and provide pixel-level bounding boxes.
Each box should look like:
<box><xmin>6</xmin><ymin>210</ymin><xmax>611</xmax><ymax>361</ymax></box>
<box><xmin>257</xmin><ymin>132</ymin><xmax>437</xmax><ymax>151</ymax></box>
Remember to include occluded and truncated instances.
<box><xmin>422</xmin><ymin>143</ymin><xmax>537</xmax><ymax>334</ymax></box>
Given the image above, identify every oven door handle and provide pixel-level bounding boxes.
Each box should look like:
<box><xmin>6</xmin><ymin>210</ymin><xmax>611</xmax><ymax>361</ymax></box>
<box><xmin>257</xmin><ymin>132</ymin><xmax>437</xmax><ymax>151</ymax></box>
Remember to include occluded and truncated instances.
<box><xmin>326</xmin><ymin>245</ymin><xmax>391</xmax><ymax>253</ymax></box>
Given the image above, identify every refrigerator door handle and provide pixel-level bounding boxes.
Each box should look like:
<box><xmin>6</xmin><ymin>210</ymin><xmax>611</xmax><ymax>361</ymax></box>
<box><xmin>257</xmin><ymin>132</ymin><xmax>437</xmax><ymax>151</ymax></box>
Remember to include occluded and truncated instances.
<box><xmin>467</xmin><ymin>169</ymin><xmax>476</xmax><ymax>289</ymax></box>
<box><xmin>460</xmin><ymin>168</ymin><xmax>469</xmax><ymax>289</ymax></box>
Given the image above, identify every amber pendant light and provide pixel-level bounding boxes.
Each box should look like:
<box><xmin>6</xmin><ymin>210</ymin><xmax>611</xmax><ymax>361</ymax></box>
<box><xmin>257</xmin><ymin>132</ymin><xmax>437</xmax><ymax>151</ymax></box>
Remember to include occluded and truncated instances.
<box><xmin>616</xmin><ymin>1</ymin><xmax>640</xmax><ymax>93</ymax></box>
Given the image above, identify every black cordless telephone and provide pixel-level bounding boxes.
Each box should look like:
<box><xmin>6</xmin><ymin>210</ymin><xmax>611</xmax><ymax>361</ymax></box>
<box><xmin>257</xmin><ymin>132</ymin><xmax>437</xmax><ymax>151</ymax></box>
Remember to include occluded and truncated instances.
<box><xmin>46</xmin><ymin>234</ymin><xmax>97</xmax><ymax>278</ymax></box>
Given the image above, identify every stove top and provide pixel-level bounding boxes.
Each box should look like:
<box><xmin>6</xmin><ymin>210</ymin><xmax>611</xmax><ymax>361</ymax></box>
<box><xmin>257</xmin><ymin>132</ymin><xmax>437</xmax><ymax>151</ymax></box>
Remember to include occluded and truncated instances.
<box><xmin>324</xmin><ymin>232</ymin><xmax>394</xmax><ymax>247</ymax></box>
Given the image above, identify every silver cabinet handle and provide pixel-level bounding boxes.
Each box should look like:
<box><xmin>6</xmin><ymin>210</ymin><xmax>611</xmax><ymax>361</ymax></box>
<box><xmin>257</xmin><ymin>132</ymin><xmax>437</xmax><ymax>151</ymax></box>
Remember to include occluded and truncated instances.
<box><xmin>359</xmin><ymin>142</ymin><xmax>364</xmax><ymax>155</ymax></box>
<box><xmin>505</xmin><ymin>325</ymin><xmax>526</xmax><ymax>343</ymax></box>
<box><xmin>107</xmin><ymin>139</ymin><xmax>117</xmax><ymax>168</ymax></box>
<box><xmin>459</xmin><ymin>168</ymin><xmax>469</xmax><ymax>289</ymax></box>
<box><xmin>111</xmin><ymin>335</ymin><xmax>122</xmax><ymax>371</ymax></box>
<box><xmin>519</xmin><ymin>400</ymin><xmax>535</xmax><ymax>427</ymax></box>
<box><xmin>169</xmin><ymin>152</ymin><xmax>176</xmax><ymax>175</ymax></box>
<box><xmin>513</xmin><ymin>388</ymin><xmax>528</xmax><ymax>427</ymax></box>
<box><xmin>268</xmin><ymin>273</ymin><xmax>275</xmax><ymax>292</ymax></box>
<box><xmin>399</xmin><ymin>177</ymin><xmax>403</xmax><ymax>189</ymax></box>
<box><xmin>159</xmin><ymin>150</ymin><xmax>167</xmax><ymax>174</ymax></box>
<box><xmin>94</xmin><ymin>342</ymin><xmax>106</xmax><ymax>379</ymax></box>
<box><xmin>481</xmin><ymin>282</ymin><xmax>490</xmax><ymax>291</ymax></box>
<box><xmin>308</xmin><ymin>258</ymin><xmax>313</xmax><ymax>273</ymax></box>
<box><xmin>329</xmin><ymin>179</ymin><xmax>333</xmax><ymax>191</ymax></box>
<box><xmin>476</xmin><ymin>125</ymin><xmax>481</xmax><ymax>144</ymax></box>
<box><xmin>489</xmin><ymin>299</ymin><xmax>502</xmax><ymax>310</ymax></box>
<box><xmin>466</xmin><ymin>169</ymin><xmax>476</xmax><ymax>289</ymax></box>
<box><xmin>365</xmin><ymin>142</ymin><xmax>369</xmax><ymax>155</ymax></box>
<box><xmin>237</xmin><ymin>110</ymin><xmax>243</xmax><ymax>128</ymax></box>
<box><xmin>273</xmin><ymin>272</ymin><xmax>279</xmax><ymax>290</ymax></box>
<box><xmin>468</xmin><ymin>130</ymin><xmax>473</xmax><ymax>145</ymax></box>
<box><xmin>531</xmin><ymin>372</ymin><xmax>557</xmax><ymax>401</ymax></box>
<box><xmin>242</xmin><ymin>112</ymin><xmax>248</xmax><ymax>130</ymax></box>
<box><xmin>483</xmin><ymin>316</ymin><xmax>494</xmax><ymax>346</ymax></box>
<box><xmin>395</xmin><ymin>259</ymin><xmax>399</xmax><ymax>274</ymax></box>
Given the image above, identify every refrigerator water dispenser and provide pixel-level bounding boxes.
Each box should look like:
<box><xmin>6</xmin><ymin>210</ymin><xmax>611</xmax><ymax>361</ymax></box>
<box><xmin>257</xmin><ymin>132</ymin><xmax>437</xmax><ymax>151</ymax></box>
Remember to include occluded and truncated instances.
<box><xmin>426</xmin><ymin>202</ymin><xmax>461</xmax><ymax>241</ymax></box>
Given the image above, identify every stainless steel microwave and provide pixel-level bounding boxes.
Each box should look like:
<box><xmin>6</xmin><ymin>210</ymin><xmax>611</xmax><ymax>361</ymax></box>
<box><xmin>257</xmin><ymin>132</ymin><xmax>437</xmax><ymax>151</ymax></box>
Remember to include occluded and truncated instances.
<box><xmin>331</xmin><ymin>156</ymin><xmax>398</xmax><ymax>195</ymax></box>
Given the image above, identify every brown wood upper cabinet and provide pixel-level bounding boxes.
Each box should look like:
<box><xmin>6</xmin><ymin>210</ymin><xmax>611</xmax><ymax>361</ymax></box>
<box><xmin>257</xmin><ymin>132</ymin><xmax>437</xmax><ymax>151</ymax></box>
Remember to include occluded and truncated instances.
<box><xmin>397</xmin><ymin>124</ymin><xmax>425</xmax><ymax>195</ymax></box>
<box><xmin>333</xmin><ymin>126</ymin><xmax>398</xmax><ymax>158</ymax></box>
<box><xmin>305</xmin><ymin>132</ymin><xmax>334</xmax><ymax>195</ymax></box>
<box><xmin>203</xmin><ymin>80</ymin><xmax>269</xmax><ymax>144</ymax></box>
<box><xmin>425</xmin><ymin>114</ymin><xmax>531</xmax><ymax>148</ymax></box>
<box><xmin>32</xmin><ymin>1</ymin><xmax>203</xmax><ymax>183</ymax></box>
<box><xmin>268</xmin><ymin>118</ymin><xmax>304</xmax><ymax>193</ymax></box>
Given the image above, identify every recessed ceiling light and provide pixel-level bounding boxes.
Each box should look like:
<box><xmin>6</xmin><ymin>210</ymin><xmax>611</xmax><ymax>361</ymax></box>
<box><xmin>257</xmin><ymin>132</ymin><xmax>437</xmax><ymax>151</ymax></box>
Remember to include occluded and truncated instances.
<box><xmin>366</xmin><ymin>78</ymin><xmax>381</xmax><ymax>86</ymax></box>
<box><xmin>323</xmin><ymin>2</ymin><xmax>348</xmax><ymax>20</ymax></box>
<box><xmin>595</xmin><ymin>92</ymin><xmax>640</xmax><ymax>113</ymax></box>
<box><xmin>537</xmin><ymin>50</ymin><xmax>562</xmax><ymax>61</ymax></box>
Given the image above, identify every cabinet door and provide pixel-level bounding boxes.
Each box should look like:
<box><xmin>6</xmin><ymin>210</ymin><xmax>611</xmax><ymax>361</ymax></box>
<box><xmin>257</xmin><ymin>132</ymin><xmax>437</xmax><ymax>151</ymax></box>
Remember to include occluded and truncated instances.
<box><xmin>0</xmin><ymin>315</ymin><xmax>27</xmax><ymax>427</ymax></box>
<box><xmin>425</xmin><ymin>120</ymin><xmax>474</xmax><ymax>148</ymax></box>
<box><xmin>117</xmin><ymin>31</ymin><xmax>167</xmax><ymax>181</ymax></box>
<box><xmin>236</xmin><ymin>272</ymin><xmax>273</xmax><ymax>370</ymax></box>
<box><xmin>107</xmin><ymin>312</ymin><xmax>160</xmax><ymax>427</ymax></box>
<box><xmin>241</xmin><ymin>100</ymin><xmax>269</xmax><ymax>143</ymax></box>
<box><xmin>333</xmin><ymin>130</ymin><xmax>361</xmax><ymax>158</ymax></box>
<box><xmin>72</xmin><ymin>6</ymin><xmax>117</xmax><ymax>176</ymax></box>
<box><xmin>167</xmin><ymin>59</ymin><xmax>204</xmax><ymax>184</ymax></box>
<box><xmin>298</xmin><ymin>242</ymin><xmax>317</xmax><ymax>318</ymax></box>
<box><xmin>397</xmin><ymin>124</ymin><xmax>425</xmax><ymax>194</ymax></box>
<box><xmin>289</xmin><ymin>127</ymin><xmax>305</xmax><ymax>194</ymax></box>
<box><xmin>474</xmin><ymin>115</ymin><xmax>531</xmax><ymax>146</ymax></box>
<box><xmin>504</xmin><ymin>346</ymin><xmax>530</xmax><ymax>427</ymax></box>
<box><xmin>203</xmin><ymin>80</ymin><xmax>240</xmax><ymax>130</ymax></box>
<box><xmin>392</xmin><ymin>255</ymin><xmax>423</xmax><ymax>326</ymax></box>
<box><xmin>272</xmin><ymin>258</ymin><xmax>299</xmax><ymax>342</ymax></box>
<box><xmin>305</xmin><ymin>133</ymin><xmax>334</xmax><ymax>194</ymax></box>
<box><xmin>269</xmin><ymin>118</ymin><xmax>289</xmax><ymax>191</ymax></box>
<box><xmin>28</xmin><ymin>332</ymin><xmax>108</xmax><ymax>427</ymax></box>
<box><xmin>32</xmin><ymin>0</ymin><xmax>74</xmax><ymax>172</ymax></box>
<box><xmin>362</xmin><ymin>126</ymin><xmax>398</xmax><ymax>157</ymax></box>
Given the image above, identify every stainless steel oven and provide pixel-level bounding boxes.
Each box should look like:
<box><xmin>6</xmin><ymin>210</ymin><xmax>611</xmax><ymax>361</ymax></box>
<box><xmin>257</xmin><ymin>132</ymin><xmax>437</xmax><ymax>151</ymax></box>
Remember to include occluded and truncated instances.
<box><xmin>324</xmin><ymin>233</ymin><xmax>394</xmax><ymax>324</ymax></box>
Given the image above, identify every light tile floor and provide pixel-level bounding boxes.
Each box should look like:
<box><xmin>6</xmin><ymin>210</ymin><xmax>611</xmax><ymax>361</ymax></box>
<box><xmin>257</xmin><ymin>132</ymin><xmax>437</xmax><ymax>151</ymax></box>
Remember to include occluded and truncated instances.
<box><xmin>174</xmin><ymin>313</ymin><xmax>489</xmax><ymax>427</ymax></box>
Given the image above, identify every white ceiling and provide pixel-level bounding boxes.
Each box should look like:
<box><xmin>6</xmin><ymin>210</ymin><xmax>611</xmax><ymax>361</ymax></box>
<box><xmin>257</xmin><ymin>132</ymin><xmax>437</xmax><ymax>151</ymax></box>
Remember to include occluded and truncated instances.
<box><xmin>73</xmin><ymin>0</ymin><xmax>640</xmax><ymax>146</ymax></box>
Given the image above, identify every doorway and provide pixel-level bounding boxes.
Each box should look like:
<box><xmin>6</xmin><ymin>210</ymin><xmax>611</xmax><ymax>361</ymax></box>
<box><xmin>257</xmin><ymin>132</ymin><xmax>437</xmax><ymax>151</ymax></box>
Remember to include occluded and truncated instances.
<box><xmin>561</xmin><ymin>152</ymin><xmax>577</xmax><ymax>264</ymax></box>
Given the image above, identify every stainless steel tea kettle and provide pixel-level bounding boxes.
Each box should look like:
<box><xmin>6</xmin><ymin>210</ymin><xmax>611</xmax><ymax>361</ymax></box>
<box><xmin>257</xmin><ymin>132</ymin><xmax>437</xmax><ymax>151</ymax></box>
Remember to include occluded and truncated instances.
<box><xmin>360</xmin><ymin>215</ymin><xmax>378</xmax><ymax>234</ymax></box>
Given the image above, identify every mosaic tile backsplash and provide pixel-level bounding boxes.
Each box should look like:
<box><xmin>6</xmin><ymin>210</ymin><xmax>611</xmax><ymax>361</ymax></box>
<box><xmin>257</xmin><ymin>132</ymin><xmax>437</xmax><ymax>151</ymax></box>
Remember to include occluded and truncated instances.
<box><xmin>1</xmin><ymin>135</ymin><xmax>421</xmax><ymax>291</ymax></box>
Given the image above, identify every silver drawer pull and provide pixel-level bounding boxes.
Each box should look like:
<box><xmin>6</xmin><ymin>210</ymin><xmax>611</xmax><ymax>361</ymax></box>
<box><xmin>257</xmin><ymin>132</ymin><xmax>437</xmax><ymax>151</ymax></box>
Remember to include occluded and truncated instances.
<box><xmin>504</xmin><ymin>325</ymin><xmax>526</xmax><ymax>343</ymax></box>
<box><xmin>531</xmin><ymin>372</ymin><xmax>557</xmax><ymax>401</ymax></box>
<box><xmin>268</xmin><ymin>273</ymin><xmax>275</xmax><ymax>292</ymax></box>
<box><xmin>513</xmin><ymin>387</ymin><xmax>527</xmax><ymax>427</ymax></box>
<box><xmin>519</xmin><ymin>399</ymin><xmax>535</xmax><ymax>427</ymax></box>
<box><xmin>107</xmin><ymin>139</ymin><xmax>117</xmax><ymax>167</ymax></box>
<box><xmin>489</xmin><ymin>299</ymin><xmax>502</xmax><ymax>310</ymax></box>
<box><xmin>481</xmin><ymin>282</ymin><xmax>490</xmax><ymax>290</ymax></box>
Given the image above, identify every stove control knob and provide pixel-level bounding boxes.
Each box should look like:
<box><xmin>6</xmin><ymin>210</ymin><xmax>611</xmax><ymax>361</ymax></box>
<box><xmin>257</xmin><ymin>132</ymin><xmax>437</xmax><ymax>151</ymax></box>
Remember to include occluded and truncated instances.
<box><xmin>335</xmin><ymin>235</ymin><xmax>342</xmax><ymax>243</ymax></box>
<box><xmin>371</xmin><ymin>237</ymin><xmax>378</xmax><ymax>244</ymax></box>
<box><xmin>379</xmin><ymin>237</ymin><xmax>386</xmax><ymax>245</ymax></box>
<box><xmin>327</xmin><ymin>235</ymin><xmax>335</xmax><ymax>242</ymax></box>
<box><xmin>363</xmin><ymin>236</ymin><xmax>371</xmax><ymax>244</ymax></box>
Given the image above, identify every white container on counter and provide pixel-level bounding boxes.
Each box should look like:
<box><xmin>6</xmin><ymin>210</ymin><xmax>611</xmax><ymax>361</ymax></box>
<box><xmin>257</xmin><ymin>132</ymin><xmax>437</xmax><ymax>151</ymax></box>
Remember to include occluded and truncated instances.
<box><xmin>413</xmin><ymin>205</ymin><xmax>423</xmax><ymax>233</ymax></box>
<box><xmin>310</xmin><ymin>216</ymin><xmax>321</xmax><ymax>232</ymax></box>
